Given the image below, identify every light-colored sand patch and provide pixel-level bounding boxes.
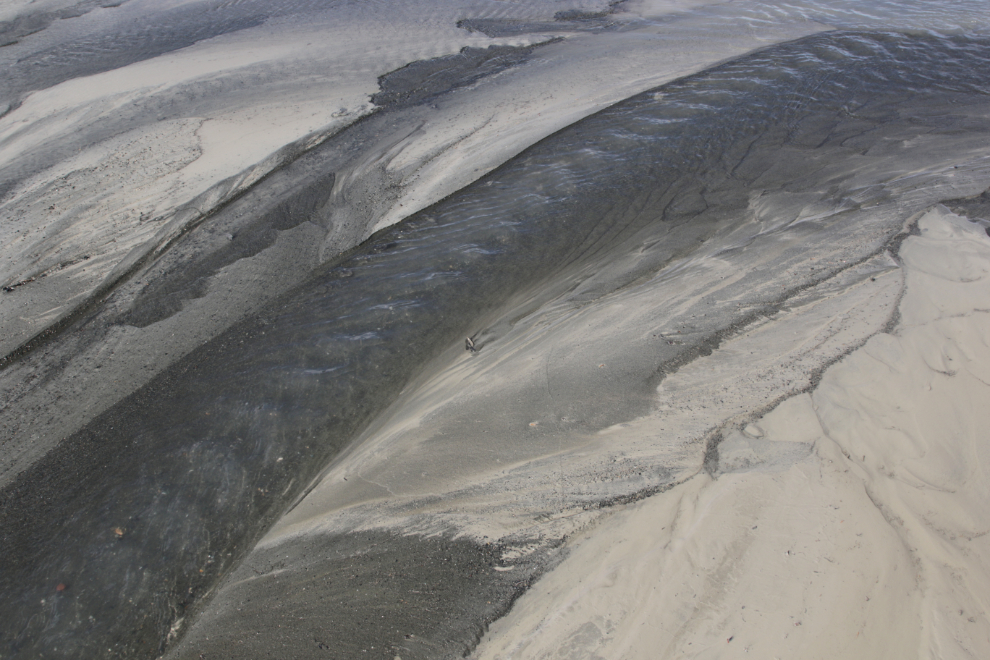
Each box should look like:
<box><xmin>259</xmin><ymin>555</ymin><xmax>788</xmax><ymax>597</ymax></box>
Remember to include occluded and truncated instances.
<box><xmin>474</xmin><ymin>414</ymin><xmax>923</xmax><ymax>659</ymax></box>
<box><xmin>263</xmin><ymin>176</ymin><xmax>914</xmax><ymax>545</ymax></box>
<box><xmin>470</xmin><ymin>206</ymin><xmax>990</xmax><ymax>659</ymax></box>
<box><xmin>260</xmin><ymin>148</ymin><xmax>990</xmax><ymax>549</ymax></box>
<box><xmin>0</xmin><ymin>1</ymin><xmax>551</xmax><ymax>353</ymax></box>
<box><xmin>266</xmin><ymin>250</ymin><xmax>902</xmax><ymax>545</ymax></box>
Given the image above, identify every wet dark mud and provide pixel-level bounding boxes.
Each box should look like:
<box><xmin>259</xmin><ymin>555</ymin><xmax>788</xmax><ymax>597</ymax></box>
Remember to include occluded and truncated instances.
<box><xmin>168</xmin><ymin>531</ymin><xmax>553</xmax><ymax>660</ymax></box>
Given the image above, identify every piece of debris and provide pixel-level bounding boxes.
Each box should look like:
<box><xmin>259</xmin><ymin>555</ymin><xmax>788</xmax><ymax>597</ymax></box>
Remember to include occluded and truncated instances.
<box><xmin>2</xmin><ymin>276</ymin><xmax>35</xmax><ymax>292</ymax></box>
<box><xmin>465</xmin><ymin>337</ymin><xmax>476</xmax><ymax>352</ymax></box>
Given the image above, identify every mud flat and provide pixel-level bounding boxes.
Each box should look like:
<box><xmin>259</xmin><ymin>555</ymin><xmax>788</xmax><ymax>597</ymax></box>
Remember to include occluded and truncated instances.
<box><xmin>0</xmin><ymin>0</ymin><xmax>820</xmax><ymax>487</ymax></box>
<box><xmin>2</xmin><ymin>2</ymin><xmax>990</xmax><ymax>659</ymax></box>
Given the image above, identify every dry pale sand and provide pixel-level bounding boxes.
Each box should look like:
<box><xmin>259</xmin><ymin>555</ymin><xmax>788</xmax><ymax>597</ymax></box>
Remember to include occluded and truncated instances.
<box><xmin>470</xmin><ymin>206</ymin><xmax>990</xmax><ymax>660</ymax></box>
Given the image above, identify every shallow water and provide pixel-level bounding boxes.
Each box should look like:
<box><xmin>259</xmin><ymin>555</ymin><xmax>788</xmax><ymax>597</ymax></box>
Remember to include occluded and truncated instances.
<box><xmin>2</xmin><ymin>24</ymin><xmax>989</xmax><ymax>657</ymax></box>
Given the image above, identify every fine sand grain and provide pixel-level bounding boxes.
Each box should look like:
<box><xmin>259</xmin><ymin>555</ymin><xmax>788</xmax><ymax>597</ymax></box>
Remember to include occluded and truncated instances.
<box><xmin>471</xmin><ymin>206</ymin><xmax>990</xmax><ymax>659</ymax></box>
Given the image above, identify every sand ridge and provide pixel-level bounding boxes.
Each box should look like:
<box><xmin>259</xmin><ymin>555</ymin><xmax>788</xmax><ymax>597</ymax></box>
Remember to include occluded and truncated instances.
<box><xmin>471</xmin><ymin>206</ymin><xmax>990</xmax><ymax>659</ymax></box>
<box><xmin>0</xmin><ymin>0</ymin><xmax>823</xmax><ymax>490</ymax></box>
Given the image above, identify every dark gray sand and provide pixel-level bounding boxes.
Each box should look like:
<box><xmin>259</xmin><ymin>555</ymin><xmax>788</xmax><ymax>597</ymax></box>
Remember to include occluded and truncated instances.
<box><xmin>0</xmin><ymin>38</ymin><xmax>557</xmax><ymax>487</ymax></box>
<box><xmin>167</xmin><ymin>532</ymin><xmax>554</xmax><ymax>660</ymax></box>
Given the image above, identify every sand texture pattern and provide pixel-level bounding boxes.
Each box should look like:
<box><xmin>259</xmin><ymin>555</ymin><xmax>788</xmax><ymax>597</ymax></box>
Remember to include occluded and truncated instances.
<box><xmin>472</xmin><ymin>207</ymin><xmax>990</xmax><ymax>659</ymax></box>
<box><xmin>2</xmin><ymin>1</ymin><xmax>990</xmax><ymax>658</ymax></box>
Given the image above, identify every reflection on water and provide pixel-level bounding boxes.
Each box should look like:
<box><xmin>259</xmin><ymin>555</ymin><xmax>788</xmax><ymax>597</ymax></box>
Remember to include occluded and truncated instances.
<box><xmin>1</xmin><ymin>29</ymin><xmax>990</xmax><ymax>659</ymax></box>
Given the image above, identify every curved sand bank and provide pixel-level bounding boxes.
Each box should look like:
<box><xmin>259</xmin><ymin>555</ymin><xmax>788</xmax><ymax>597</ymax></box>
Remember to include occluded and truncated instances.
<box><xmin>165</xmin><ymin>29</ymin><xmax>990</xmax><ymax>658</ymax></box>
<box><xmin>0</xmin><ymin>0</ymin><xmax>820</xmax><ymax>488</ymax></box>
<box><xmin>471</xmin><ymin>206</ymin><xmax>990</xmax><ymax>659</ymax></box>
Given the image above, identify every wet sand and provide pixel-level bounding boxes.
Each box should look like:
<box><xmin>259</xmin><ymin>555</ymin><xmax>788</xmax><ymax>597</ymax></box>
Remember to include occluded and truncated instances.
<box><xmin>471</xmin><ymin>207</ymin><xmax>990</xmax><ymax>659</ymax></box>
<box><xmin>0</xmin><ymin>0</ymin><xmax>821</xmax><ymax>488</ymax></box>
<box><xmin>170</xmin><ymin>33</ymin><xmax>990</xmax><ymax>660</ymax></box>
<box><xmin>2</xmin><ymin>1</ymin><xmax>990</xmax><ymax>659</ymax></box>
